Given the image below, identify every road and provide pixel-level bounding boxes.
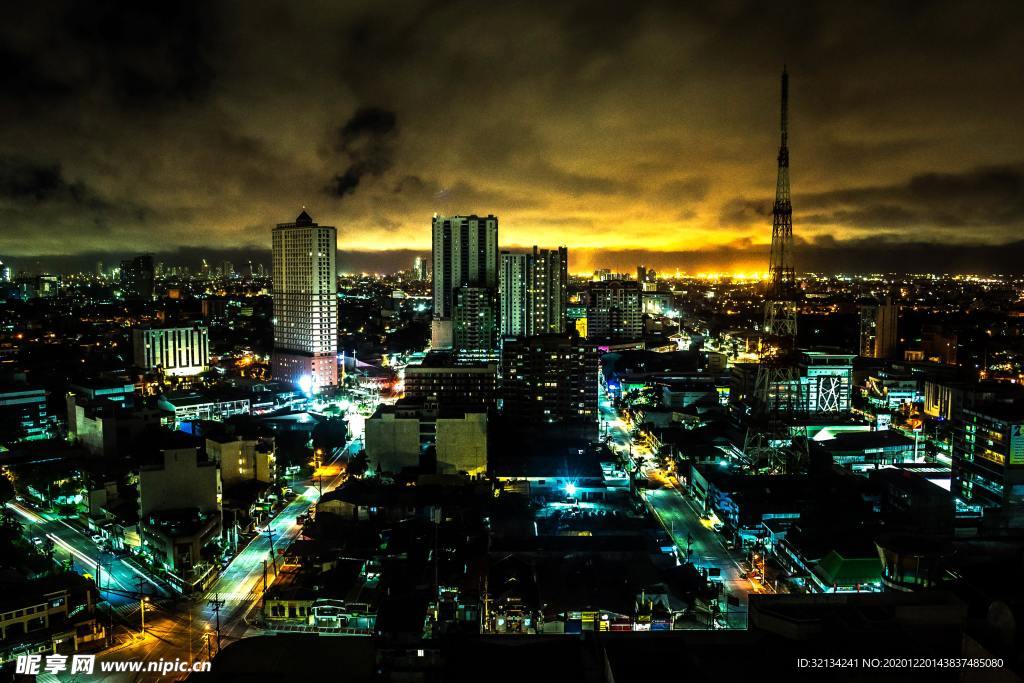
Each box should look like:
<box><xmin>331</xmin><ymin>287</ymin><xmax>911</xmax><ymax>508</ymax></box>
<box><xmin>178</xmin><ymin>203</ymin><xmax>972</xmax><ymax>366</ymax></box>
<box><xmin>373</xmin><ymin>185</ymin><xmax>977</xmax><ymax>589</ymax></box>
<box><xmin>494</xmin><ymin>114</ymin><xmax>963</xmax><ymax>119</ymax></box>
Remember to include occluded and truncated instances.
<box><xmin>599</xmin><ymin>380</ymin><xmax>756</xmax><ymax>628</ymax></box>
<box><xmin>643</xmin><ymin>488</ymin><xmax>755</xmax><ymax>627</ymax></box>
<box><xmin>7</xmin><ymin>502</ymin><xmax>170</xmax><ymax>607</ymax></box>
<box><xmin>93</xmin><ymin>439</ymin><xmax>358</xmax><ymax>680</ymax></box>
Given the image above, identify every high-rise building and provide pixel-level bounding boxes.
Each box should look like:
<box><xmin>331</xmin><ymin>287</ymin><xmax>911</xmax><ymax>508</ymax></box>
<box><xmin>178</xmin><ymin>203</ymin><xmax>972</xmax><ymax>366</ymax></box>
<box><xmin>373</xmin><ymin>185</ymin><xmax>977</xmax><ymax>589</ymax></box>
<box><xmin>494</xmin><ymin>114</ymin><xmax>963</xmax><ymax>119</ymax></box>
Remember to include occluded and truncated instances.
<box><xmin>133</xmin><ymin>326</ymin><xmax>211</xmax><ymax>377</ymax></box>
<box><xmin>952</xmin><ymin>402</ymin><xmax>1024</xmax><ymax>528</ymax></box>
<box><xmin>873</xmin><ymin>296</ymin><xmax>899</xmax><ymax>359</ymax></box>
<box><xmin>499</xmin><ymin>246</ymin><xmax>568</xmax><ymax>338</ymax></box>
<box><xmin>528</xmin><ymin>246</ymin><xmax>568</xmax><ymax>336</ymax></box>
<box><xmin>413</xmin><ymin>256</ymin><xmax>428</xmax><ymax>282</ymax></box>
<box><xmin>431</xmin><ymin>214</ymin><xmax>498</xmax><ymax>348</ymax></box>
<box><xmin>272</xmin><ymin>210</ymin><xmax>338</xmax><ymax>390</ymax></box>
<box><xmin>120</xmin><ymin>254</ymin><xmax>154</xmax><ymax>301</ymax></box>
<box><xmin>860</xmin><ymin>295</ymin><xmax>899</xmax><ymax>359</ymax></box>
<box><xmin>499</xmin><ymin>252</ymin><xmax>529</xmax><ymax>338</ymax></box>
<box><xmin>501</xmin><ymin>334</ymin><xmax>598</xmax><ymax>439</ymax></box>
<box><xmin>453</xmin><ymin>285</ymin><xmax>499</xmax><ymax>362</ymax></box>
<box><xmin>586</xmin><ymin>280</ymin><xmax>642</xmax><ymax>340</ymax></box>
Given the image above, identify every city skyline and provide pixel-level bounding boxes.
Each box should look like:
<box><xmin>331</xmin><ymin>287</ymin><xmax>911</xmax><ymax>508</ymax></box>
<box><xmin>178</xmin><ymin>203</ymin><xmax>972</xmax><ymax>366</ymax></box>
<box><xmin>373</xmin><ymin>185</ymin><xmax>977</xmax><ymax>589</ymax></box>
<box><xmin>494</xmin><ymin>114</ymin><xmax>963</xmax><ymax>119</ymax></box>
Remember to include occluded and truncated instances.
<box><xmin>4</xmin><ymin>4</ymin><xmax>1024</xmax><ymax>679</ymax></box>
<box><xmin>2</xmin><ymin>1</ymin><xmax>1024</xmax><ymax>274</ymax></box>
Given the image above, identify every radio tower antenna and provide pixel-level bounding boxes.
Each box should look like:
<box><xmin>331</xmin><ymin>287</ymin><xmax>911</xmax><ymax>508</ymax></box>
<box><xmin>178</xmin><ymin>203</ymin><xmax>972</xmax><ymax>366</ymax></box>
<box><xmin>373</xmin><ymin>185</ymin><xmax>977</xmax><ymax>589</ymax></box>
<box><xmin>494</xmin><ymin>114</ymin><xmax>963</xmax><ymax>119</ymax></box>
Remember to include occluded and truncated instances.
<box><xmin>745</xmin><ymin>67</ymin><xmax>805</xmax><ymax>472</ymax></box>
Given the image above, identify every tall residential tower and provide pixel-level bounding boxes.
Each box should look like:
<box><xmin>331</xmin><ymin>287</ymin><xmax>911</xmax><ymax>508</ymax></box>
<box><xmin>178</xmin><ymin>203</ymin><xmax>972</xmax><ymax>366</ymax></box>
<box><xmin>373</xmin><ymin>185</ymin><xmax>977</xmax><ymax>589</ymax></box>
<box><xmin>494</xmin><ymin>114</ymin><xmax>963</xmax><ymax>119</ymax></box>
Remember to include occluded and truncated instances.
<box><xmin>272</xmin><ymin>210</ymin><xmax>338</xmax><ymax>390</ymax></box>
<box><xmin>431</xmin><ymin>214</ymin><xmax>499</xmax><ymax>351</ymax></box>
<box><xmin>499</xmin><ymin>246</ymin><xmax>568</xmax><ymax>338</ymax></box>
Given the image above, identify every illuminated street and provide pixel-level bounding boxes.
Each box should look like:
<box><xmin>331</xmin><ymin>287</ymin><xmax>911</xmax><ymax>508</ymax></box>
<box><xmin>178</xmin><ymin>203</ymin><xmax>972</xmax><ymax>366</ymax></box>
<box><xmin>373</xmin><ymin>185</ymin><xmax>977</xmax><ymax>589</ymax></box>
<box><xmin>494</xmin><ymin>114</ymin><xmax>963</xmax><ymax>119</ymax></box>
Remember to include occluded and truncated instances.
<box><xmin>599</xmin><ymin>381</ymin><xmax>753</xmax><ymax>628</ymax></box>
<box><xmin>7</xmin><ymin>502</ymin><xmax>169</xmax><ymax>606</ymax></box>
<box><xmin>643</xmin><ymin>488</ymin><xmax>753</xmax><ymax>628</ymax></box>
<box><xmin>93</xmin><ymin>439</ymin><xmax>359</xmax><ymax>678</ymax></box>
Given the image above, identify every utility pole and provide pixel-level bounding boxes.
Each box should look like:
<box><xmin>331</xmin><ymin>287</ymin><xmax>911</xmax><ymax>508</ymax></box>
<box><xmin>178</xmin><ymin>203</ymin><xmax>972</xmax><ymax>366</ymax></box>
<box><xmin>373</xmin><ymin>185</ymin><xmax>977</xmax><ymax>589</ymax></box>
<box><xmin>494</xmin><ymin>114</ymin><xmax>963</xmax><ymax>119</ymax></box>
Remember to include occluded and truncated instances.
<box><xmin>207</xmin><ymin>593</ymin><xmax>225</xmax><ymax>654</ymax></box>
<box><xmin>482</xmin><ymin>573</ymin><xmax>490</xmax><ymax>634</ymax></box>
<box><xmin>264</xmin><ymin>527</ymin><xmax>278</xmax><ymax>573</ymax></box>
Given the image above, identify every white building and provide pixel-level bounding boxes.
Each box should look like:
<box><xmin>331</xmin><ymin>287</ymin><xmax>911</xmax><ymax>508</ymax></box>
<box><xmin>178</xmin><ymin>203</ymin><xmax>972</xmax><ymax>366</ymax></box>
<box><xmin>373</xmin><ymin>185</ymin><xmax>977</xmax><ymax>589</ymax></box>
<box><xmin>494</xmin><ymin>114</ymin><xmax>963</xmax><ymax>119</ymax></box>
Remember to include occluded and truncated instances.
<box><xmin>431</xmin><ymin>214</ymin><xmax>498</xmax><ymax>348</ymax></box>
<box><xmin>499</xmin><ymin>252</ymin><xmax>529</xmax><ymax>337</ymax></box>
<box><xmin>272</xmin><ymin>210</ymin><xmax>338</xmax><ymax>390</ymax></box>
<box><xmin>133</xmin><ymin>326</ymin><xmax>210</xmax><ymax>377</ymax></box>
<box><xmin>499</xmin><ymin>246</ymin><xmax>568</xmax><ymax>338</ymax></box>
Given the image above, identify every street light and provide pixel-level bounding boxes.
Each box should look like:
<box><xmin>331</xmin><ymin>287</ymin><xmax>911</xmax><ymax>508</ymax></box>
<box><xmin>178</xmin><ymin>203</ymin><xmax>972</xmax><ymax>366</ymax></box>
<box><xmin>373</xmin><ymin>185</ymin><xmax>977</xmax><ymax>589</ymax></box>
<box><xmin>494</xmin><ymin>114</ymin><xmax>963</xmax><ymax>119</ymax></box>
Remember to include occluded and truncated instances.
<box><xmin>140</xmin><ymin>596</ymin><xmax>149</xmax><ymax>635</ymax></box>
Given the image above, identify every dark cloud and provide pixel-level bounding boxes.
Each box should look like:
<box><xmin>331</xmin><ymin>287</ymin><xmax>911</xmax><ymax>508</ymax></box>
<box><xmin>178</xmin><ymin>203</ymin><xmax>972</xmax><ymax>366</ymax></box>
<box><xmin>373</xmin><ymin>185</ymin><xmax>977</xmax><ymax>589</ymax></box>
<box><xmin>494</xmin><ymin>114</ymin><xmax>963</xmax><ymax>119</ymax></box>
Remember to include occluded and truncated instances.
<box><xmin>572</xmin><ymin>239</ymin><xmax>1024</xmax><ymax>275</ymax></box>
<box><xmin>325</xmin><ymin>107</ymin><xmax>398</xmax><ymax>198</ymax></box>
<box><xmin>0</xmin><ymin>1</ymin><xmax>1023</xmax><ymax>269</ymax></box>
<box><xmin>719</xmin><ymin>197</ymin><xmax>772</xmax><ymax>227</ymax></box>
<box><xmin>800</xmin><ymin>164</ymin><xmax>1024</xmax><ymax>230</ymax></box>
<box><xmin>0</xmin><ymin>1</ymin><xmax>218</xmax><ymax>108</ymax></box>
<box><xmin>654</xmin><ymin>177</ymin><xmax>711</xmax><ymax>204</ymax></box>
<box><xmin>0</xmin><ymin>156</ymin><xmax>109</xmax><ymax>210</ymax></box>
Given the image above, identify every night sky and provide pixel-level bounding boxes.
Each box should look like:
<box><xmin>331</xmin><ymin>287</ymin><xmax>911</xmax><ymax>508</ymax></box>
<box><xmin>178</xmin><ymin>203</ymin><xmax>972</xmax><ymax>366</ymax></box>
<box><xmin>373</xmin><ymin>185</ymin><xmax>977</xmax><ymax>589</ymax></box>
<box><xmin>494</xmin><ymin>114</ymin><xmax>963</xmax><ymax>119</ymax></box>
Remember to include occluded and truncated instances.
<box><xmin>2</xmin><ymin>1</ymin><xmax>1024</xmax><ymax>274</ymax></box>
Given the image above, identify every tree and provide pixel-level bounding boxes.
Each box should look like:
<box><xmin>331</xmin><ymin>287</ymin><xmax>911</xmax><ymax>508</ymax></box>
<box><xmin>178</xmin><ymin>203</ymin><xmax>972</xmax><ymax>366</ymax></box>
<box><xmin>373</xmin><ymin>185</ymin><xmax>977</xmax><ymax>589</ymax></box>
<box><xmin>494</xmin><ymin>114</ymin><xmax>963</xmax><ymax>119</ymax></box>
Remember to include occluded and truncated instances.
<box><xmin>312</xmin><ymin>418</ymin><xmax>348</xmax><ymax>453</ymax></box>
<box><xmin>347</xmin><ymin>452</ymin><xmax>368</xmax><ymax>477</ymax></box>
<box><xmin>0</xmin><ymin>472</ymin><xmax>14</xmax><ymax>505</ymax></box>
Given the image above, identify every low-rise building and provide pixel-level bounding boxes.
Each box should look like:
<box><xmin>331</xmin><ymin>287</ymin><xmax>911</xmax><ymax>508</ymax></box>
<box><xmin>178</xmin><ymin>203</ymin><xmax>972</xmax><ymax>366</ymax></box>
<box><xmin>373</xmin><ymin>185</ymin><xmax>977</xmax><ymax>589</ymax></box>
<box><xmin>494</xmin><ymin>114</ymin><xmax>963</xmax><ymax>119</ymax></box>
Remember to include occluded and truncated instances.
<box><xmin>138</xmin><ymin>431</ymin><xmax>222</xmax><ymax>591</ymax></box>
<box><xmin>0</xmin><ymin>385</ymin><xmax>54</xmax><ymax>441</ymax></box>
<box><xmin>133</xmin><ymin>326</ymin><xmax>211</xmax><ymax>377</ymax></box>
<box><xmin>815</xmin><ymin>429</ymin><xmax>917</xmax><ymax>469</ymax></box>
<box><xmin>67</xmin><ymin>395</ymin><xmax>170</xmax><ymax>457</ymax></box>
<box><xmin>157</xmin><ymin>391</ymin><xmax>250</xmax><ymax>427</ymax></box>
<box><xmin>205</xmin><ymin>422</ymin><xmax>276</xmax><ymax>486</ymax></box>
<box><xmin>0</xmin><ymin>574</ymin><xmax>106</xmax><ymax>666</ymax></box>
<box><xmin>365</xmin><ymin>399</ymin><xmax>488</xmax><ymax>477</ymax></box>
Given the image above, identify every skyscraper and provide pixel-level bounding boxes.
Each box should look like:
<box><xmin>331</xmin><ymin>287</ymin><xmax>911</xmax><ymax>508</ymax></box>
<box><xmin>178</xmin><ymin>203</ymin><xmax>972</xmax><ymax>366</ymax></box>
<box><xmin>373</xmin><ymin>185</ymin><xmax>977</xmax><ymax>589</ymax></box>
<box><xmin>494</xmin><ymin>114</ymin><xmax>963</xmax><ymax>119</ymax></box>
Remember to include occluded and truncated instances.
<box><xmin>874</xmin><ymin>296</ymin><xmax>899</xmax><ymax>359</ymax></box>
<box><xmin>121</xmin><ymin>254</ymin><xmax>155</xmax><ymax>301</ymax></box>
<box><xmin>413</xmin><ymin>256</ymin><xmax>428</xmax><ymax>281</ymax></box>
<box><xmin>499</xmin><ymin>246</ymin><xmax>569</xmax><ymax>338</ymax></box>
<box><xmin>859</xmin><ymin>295</ymin><xmax>899</xmax><ymax>359</ymax></box>
<box><xmin>499</xmin><ymin>252</ymin><xmax>529</xmax><ymax>337</ymax></box>
<box><xmin>431</xmin><ymin>214</ymin><xmax>498</xmax><ymax>348</ymax></box>
<box><xmin>272</xmin><ymin>210</ymin><xmax>338</xmax><ymax>390</ymax></box>
<box><xmin>528</xmin><ymin>246</ymin><xmax>568</xmax><ymax>335</ymax></box>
